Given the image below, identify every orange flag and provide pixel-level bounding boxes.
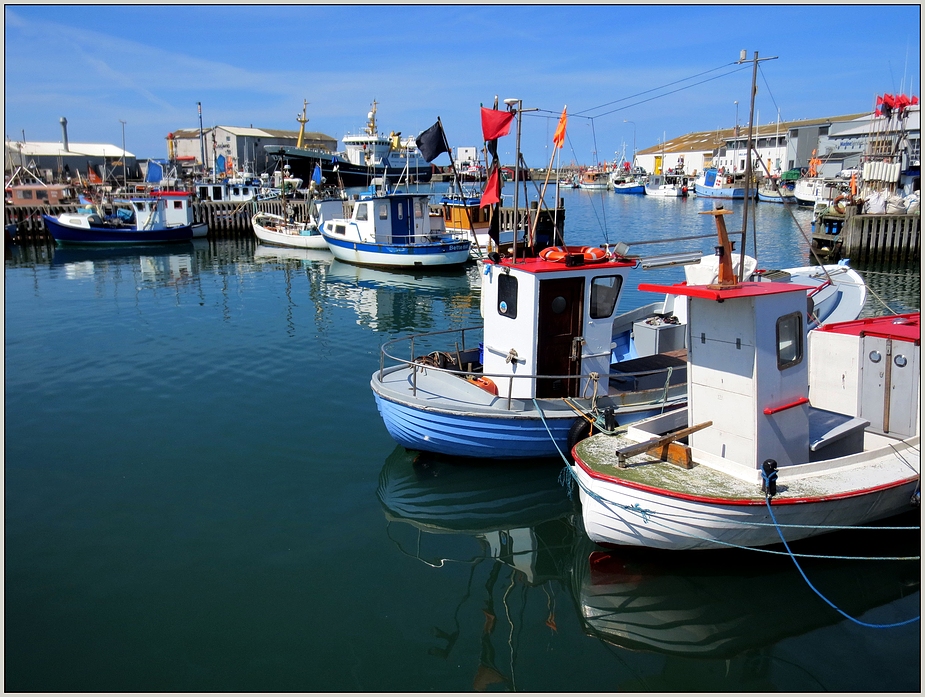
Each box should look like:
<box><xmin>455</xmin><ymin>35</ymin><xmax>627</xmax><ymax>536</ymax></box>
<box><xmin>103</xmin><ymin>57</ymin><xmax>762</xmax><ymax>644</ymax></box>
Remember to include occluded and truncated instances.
<box><xmin>552</xmin><ymin>107</ymin><xmax>567</xmax><ymax>149</ymax></box>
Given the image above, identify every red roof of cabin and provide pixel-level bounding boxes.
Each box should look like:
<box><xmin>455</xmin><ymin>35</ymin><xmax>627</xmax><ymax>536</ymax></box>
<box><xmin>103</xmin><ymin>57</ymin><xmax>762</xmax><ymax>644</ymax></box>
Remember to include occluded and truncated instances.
<box><xmin>638</xmin><ymin>281</ymin><xmax>813</xmax><ymax>300</ymax></box>
<box><xmin>813</xmin><ymin>312</ymin><xmax>920</xmax><ymax>344</ymax></box>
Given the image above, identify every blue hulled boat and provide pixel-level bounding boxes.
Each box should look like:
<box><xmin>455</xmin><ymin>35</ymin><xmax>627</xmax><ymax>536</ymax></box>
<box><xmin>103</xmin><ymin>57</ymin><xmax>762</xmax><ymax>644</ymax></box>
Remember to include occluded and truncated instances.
<box><xmin>44</xmin><ymin>195</ymin><xmax>194</xmax><ymax>245</ymax></box>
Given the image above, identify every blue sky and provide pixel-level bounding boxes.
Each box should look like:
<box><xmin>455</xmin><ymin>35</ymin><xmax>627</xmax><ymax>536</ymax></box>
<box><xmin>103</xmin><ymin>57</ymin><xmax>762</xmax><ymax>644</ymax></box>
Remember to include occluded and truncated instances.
<box><xmin>5</xmin><ymin>4</ymin><xmax>921</xmax><ymax>167</ymax></box>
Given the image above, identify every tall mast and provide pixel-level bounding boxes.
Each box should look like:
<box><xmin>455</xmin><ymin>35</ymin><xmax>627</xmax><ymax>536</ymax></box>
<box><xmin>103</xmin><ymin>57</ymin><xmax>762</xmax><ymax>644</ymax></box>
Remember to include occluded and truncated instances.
<box><xmin>736</xmin><ymin>50</ymin><xmax>777</xmax><ymax>280</ymax></box>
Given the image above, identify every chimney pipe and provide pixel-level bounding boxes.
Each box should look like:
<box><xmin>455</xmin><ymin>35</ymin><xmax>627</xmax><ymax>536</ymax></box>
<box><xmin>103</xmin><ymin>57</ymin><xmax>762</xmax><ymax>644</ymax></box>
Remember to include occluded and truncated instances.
<box><xmin>60</xmin><ymin>117</ymin><xmax>69</xmax><ymax>152</ymax></box>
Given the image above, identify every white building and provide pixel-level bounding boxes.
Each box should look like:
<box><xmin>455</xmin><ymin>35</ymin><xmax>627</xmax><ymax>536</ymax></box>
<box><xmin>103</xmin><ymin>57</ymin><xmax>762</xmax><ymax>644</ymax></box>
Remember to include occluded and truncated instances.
<box><xmin>168</xmin><ymin>125</ymin><xmax>337</xmax><ymax>176</ymax></box>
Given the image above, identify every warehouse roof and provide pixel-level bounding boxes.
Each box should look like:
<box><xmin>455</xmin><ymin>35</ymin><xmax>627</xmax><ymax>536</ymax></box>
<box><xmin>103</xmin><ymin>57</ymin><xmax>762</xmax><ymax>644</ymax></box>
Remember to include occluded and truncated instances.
<box><xmin>6</xmin><ymin>141</ymin><xmax>134</xmax><ymax>158</ymax></box>
<box><xmin>637</xmin><ymin>112</ymin><xmax>870</xmax><ymax>155</ymax></box>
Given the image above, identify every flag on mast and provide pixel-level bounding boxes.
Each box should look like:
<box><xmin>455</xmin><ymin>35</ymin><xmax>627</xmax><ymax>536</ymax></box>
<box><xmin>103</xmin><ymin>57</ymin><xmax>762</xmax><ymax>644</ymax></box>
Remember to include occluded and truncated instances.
<box><xmin>552</xmin><ymin>107</ymin><xmax>567</xmax><ymax>149</ymax></box>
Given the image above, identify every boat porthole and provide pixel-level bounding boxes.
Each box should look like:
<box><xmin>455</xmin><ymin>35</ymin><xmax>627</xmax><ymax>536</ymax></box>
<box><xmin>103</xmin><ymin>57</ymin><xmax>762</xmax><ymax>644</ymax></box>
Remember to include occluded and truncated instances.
<box><xmin>895</xmin><ymin>355</ymin><xmax>907</xmax><ymax>368</ymax></box>
<box><xmin>551</xmin><ymin>296</ymin><xmax>567</xmax><ymax>314</ymax></box>
<box><xmin>869</xmin><ymin>351</ymin><xmax>882</xmax><ymax>363</ymax></box>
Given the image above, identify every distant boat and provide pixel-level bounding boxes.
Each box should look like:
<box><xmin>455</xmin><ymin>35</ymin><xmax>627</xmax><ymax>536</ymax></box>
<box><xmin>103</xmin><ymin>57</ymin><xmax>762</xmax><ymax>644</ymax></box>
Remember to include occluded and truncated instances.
<box><xmin>267</xmin><ymin>101</ymin><xmax>434</xmax><ymax>188</ymax></box>
<box><xmin>252</xmin><ymin>198</ymin><xmax>345</xmax><ymax>250</ymax></box>
<box><xmin>578</xmin><ymin>170</ymin><xmax>610</xmax><ymax>191</ymax></box>
<box><xmin>320</xmin><ymin>189</ymin><xmax>470</xmax><ymax>268</ymax></box>
<box><xmin>694</xmin><ymin>168</ymin><xmax>745</xmax><ymax>198</ymax></box>
<box><xmin>757</xmin><ymin>179</ymin><xmax>796</xmax><ymax>203</ymax></box>
<box><xmin>643</xmin><ymin>173</ymin><xmax>685</xmax><ymax>197</ymax></box>
<box><xmin>43</xmin><ymin>195</ymin><xmax>194</xmax><ymax>245</ymax></box>
<box><xmin>611</xmin><ymin>172</ymin><xmax>645</xmax><ymax>194</ymax></box>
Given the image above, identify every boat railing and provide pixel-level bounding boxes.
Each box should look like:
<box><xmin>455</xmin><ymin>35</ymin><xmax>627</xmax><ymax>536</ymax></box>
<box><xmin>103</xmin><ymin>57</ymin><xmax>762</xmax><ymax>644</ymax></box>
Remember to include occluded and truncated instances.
<box><xmin>378</xmin><ymin>327</ymin><xmax>684</xmax><ymax>410</ymax></box>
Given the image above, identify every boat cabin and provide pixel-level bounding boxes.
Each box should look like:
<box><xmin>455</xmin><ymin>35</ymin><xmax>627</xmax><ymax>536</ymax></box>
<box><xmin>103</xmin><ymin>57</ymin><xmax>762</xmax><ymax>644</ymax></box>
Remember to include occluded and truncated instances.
<box><xmin>324</xmin><ymin>192</ymin><xmax>445</xmax><ymax>243</ymax></box>
<box><xmin>7</xmin><ymin>183</ymin><xmax>78</xmax><ymax>207</ymax></box>
<box><xmin>480</xmin><ymin>253</ymin><xmax>635</xmax><ymax>400</ymax></box>
<box><xmin>111</xmin><ymin>196</ymin><xmax>172</xmax><ymax>229</ymax></box>
<box><xmin>150</xmin><ymin>190</ymin><xmax>195</xmax><ymax>227</ymax></box>
<box><xmin>637</xmin><ymin>279</ymin><xmax>879</xmax><ymax>471</ymax></box>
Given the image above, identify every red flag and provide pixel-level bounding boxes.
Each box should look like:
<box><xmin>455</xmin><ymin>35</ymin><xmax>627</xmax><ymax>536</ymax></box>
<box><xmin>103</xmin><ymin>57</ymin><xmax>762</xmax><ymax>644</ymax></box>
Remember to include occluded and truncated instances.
<box><xmin>552</xmin><ymin>107</ymin><xmax>567</xmax><ymax>149</ymax></box>
<box><xmin>479</xmin><ymin>165</ymin><xmax>502</xmax><ymax>208</ymax></box>
<box><xmin>481</xmin><ymin>107</ymin><xmax>514</xmax><ymax>141</ymax></box>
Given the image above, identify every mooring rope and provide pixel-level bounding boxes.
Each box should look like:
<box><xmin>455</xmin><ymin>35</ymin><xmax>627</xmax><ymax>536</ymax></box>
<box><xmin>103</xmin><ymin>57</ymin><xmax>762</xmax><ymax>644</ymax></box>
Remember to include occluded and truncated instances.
<box><xmin>761</xmin><ymin>471</ymin><xmax>920</xmax><ymax>629</ymax></box>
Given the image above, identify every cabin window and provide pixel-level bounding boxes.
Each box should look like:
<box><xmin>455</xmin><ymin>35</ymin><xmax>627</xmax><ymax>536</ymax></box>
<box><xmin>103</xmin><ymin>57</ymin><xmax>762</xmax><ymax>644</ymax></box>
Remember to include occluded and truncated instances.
<box><xmin>173</xmin><ymin>201</ymin><xmax>183</xmax><ymax>210</ymax></box>
<box><xmin>497</xmin><ymin>274</ymin><xmax>518</xmax><ymax>319</ymax></box>
<box><xmin>35</xmin><ymin>190</ymin><xmax>48</xmax><ymax>200</ymax></box>
<box><xmin>590</xmin><ymin>275</ymin><xmax>623</xmax><ymax>319</ymax></box>
<box><xmin>397</xmin><ymin>203</ymin><xmax>404</xmax><ymax>220</ymax></box>
<box><xmin>232</xmin><ymin>188</ymin><xmax>240</xmax><ymax>196</ymax></box>
<box><xmin>18</xmin><ymin>190</ymin><xmax>33</xmax><ymax>200</ymax></box>
<box><xmin>134</xmin><ymin>202</ymin><xmax>145</xmax><ymax>211</ymax></box>
<box><xmin>776</xmin><ymin>312</ymin><xmax>803</xmax><ymax>370</ymax></box>
<box><xmin>378</xmin><ymin>203</ymin><xmax>388</xmax><ymax>220</ymax></box>
<box><xmin>355</xmin><ymin>203</ymin><xmax>368</xmax><ymax>221</ymax></box>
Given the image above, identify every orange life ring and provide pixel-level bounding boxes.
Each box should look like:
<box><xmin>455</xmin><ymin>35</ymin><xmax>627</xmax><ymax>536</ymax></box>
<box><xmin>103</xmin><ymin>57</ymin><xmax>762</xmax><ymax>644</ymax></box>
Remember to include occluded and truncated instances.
<box><xmin>832</xmin><ymin>195</ymin><xmax>849</xmax><ymax>214</ymax></box>
<box><xmin>466</xmin><ymin>375</ymin><xmax>498</xmax><ymax>395</ymax></box>
<box><xmin>725</xmin><ymin>176</ymin><xmax>734</xmax><ymax>184</ymax></box>
<box><xmin>539</xmin><ymin>245</ymin><xmax>608</xmax><ymax>263</ymax></box>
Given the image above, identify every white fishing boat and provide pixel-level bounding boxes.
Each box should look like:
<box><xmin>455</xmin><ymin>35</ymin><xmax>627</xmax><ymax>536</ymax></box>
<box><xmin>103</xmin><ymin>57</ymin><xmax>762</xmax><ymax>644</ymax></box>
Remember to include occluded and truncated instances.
<box><xmin>578</xmin><ymin>169</ymin><xmax>611</xmax><ymax>191</ymax></box>
<box><xmin>568</xmin><ymin>221</ymin><xmax>919</xmax><ymax>550</ymax></box>
<box><xmin>643</xmin><ymin>173</ymin><xmax>684</xmax><ymax>197</ymax></box>
<box><xmin>150</xmin><ymin>190</ymin><xmax>208</xmax><ymax>237</ymax></box>
<box><xmin>252</xmin><ymin>198</ymin><xmax>345</xmax><ymax>250</ymax></box>
<box><xmin>320</xmin><ymin>188</ymin><xmax>470</xmax><ymax>268</ymax></box>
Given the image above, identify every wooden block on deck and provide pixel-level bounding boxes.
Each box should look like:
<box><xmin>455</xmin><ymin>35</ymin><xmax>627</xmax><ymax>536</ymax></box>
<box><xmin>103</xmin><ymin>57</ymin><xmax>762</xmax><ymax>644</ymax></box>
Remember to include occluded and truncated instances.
<box><xmin>646</xmin><ymin>441</ymin><xmax>693</xmax><ymax>468</ymax></box>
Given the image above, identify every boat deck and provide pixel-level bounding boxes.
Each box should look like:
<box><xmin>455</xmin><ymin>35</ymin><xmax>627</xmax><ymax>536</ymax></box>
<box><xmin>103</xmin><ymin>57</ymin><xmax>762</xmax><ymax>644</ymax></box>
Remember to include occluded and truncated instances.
<box><xmin>573</xmin><ymin>431</ymin><xmax>920</xmax><ymax>503</ymax></box>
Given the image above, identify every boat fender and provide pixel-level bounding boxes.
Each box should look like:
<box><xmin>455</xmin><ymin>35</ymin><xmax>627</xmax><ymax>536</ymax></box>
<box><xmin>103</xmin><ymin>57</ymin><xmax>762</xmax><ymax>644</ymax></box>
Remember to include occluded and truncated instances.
<box><xmin>761</xmin><ymin>459</ymin><xmax>778</xmax><ymax>497</ymax></box>
<box><xmin>832</xmin><ymin>195</ymin><xmax>849</xmax><ymax>214</ymax></box>
<box><xmin>465</xmin><ymin>375</ymin><xmax>498</xmax><ymax>396</ymax></box>
<box><xmin>566</xmin><ymin>417</ymin><xmax>603</xmax><ymax>461</ymax></box>
<box><xmin>539</xmin><ymin>245</ymin><xmax>608</xmax><ymax>264</ymax></box>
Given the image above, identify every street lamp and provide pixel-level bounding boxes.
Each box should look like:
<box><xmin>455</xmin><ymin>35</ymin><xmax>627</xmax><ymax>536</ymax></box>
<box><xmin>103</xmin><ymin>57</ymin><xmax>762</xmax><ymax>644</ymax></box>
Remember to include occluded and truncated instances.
<box><xmin>623</xmin><ymin>120</ymin><xmax>636</xmax><ymax>168</ymax></box>
<box><xmin>119</xmin><ymin>119</ymin><xmax>127</xmax><ymax>190</ymax></box>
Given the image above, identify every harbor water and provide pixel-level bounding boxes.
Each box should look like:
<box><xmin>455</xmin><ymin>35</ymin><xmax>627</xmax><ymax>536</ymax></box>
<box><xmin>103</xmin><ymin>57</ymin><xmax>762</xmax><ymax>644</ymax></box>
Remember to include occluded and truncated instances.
<box><xmin>5</xmin><ymin>185</ymin><xmax>921</xmax><ymax>691</ymax></box>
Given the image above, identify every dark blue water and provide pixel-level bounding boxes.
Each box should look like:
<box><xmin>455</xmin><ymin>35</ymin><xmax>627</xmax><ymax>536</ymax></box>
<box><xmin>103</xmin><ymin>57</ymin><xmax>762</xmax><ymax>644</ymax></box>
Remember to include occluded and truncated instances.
<box><xmin>5</xmin><ymin>188</ymin><xmax>920</xmax><ymax>691</ymax></box>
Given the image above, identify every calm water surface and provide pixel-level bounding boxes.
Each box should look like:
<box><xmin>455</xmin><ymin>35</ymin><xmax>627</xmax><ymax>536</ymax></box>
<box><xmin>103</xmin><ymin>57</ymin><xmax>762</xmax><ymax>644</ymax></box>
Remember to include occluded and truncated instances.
<box><xmin>5</xmin><ymin>187</ymin><xmax>920</xmax><ymax>691</ymax></box>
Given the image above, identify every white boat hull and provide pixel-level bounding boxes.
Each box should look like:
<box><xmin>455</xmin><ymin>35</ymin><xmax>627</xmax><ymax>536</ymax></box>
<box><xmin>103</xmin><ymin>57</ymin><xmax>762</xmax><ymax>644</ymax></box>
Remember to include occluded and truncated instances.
<box><xmin>323</xmin><ymin>232</ymin><xmax>470</xmax><ymax>267</ymax></box>
<box><xmin>252</xmin><ymin>213</ymin><xmax>327</xmax><ymax>249</ymax></box>
<box><xmin>571</xmin><ymin>435</ymin><xmax>920</xmax><ymax>550</ymax></box>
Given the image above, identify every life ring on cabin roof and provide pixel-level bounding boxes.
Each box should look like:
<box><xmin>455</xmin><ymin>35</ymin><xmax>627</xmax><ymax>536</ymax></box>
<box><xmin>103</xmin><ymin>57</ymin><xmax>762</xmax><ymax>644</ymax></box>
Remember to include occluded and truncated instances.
<box><xmin>539</xmin><ymin>245</ymin><xmax>608</xmax><ymax>263</ymax></box>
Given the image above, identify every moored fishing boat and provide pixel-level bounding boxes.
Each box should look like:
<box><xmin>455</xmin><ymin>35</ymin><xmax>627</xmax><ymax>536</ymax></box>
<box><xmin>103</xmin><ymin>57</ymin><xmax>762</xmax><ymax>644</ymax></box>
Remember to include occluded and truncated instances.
<box><xmin>568</xmin><ymin>227</ymin><xmax>919</xmax><ymax>550</ymax></box>
<box><xmin>43</xmin><ymin>194</ymin><xmax>195</xmax><ymax>245</ymax></box>
<box><xmin>578</xmin><ymin>169</ymin><xmax>611</xmax><ymax>191</ymax></box>
<box><xmin>643</xmin><ymin>173</ymin><xmax>684</xmax><ymax>197</ymax></box>
<box><xmin>252</xmin><ymin>197</ymin><xmax>345</xmax><ymax>249</ymax></box>
<box><xmin>320</xmin><ymin>188</ymin><xmax>470</xmax><ymax>268</ymax></box>
<box><xmin>694</xmin><ymin>168</ymin><xmax>745</xmax><ymax>198</ymax></box>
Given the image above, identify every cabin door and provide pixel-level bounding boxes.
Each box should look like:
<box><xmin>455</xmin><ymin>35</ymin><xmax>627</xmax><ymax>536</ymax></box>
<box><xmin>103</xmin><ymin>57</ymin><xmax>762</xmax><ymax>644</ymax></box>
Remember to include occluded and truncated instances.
<box><xmin>536</xmin><ymin>277</ymin><xmax>584</xmax><ymax>398</ymax></box>
<box><xmin>390</xmin><ymin>197</ymin><xmax>413</xmax><ymax>245</ymax></box>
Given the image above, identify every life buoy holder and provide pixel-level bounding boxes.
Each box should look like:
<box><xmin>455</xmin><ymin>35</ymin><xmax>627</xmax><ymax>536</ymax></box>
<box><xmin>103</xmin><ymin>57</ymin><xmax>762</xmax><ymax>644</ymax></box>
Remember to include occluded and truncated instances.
<box><xmin>725</xmin><ymin>176</ymin><xmax>734</xmax><ymax>184</ymax></box>
<box><xmin>466</xmin><ymin>375</ymin><xmax>498</xmax><ymax>395</ymax></box>
<box><xmin>539</xmin><ymin>245</ymin><xmax>608</xmax><ymax>263</ymax></box>
<box><xmin>832</xmin><ymin>195</ymin><xmax>849</xmax><ymax>214</ymax></box>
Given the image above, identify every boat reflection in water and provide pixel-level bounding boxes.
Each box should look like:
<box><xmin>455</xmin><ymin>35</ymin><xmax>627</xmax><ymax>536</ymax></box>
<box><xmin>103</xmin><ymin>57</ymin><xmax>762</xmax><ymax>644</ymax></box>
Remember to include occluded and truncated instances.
<box><xmin>52</xmin><ymin>242</ymin><xmax>200</xmax><ymax>289</ymax></box>
<box><xmin>376</xmin><ymin>447</ymin><xmax>578</xmax><ymax>691</ymax></box>
<box><xmin>253</xmin><ymin>243</ymin><xmax>333</xmax><ymax>266</ymax></box>
<box><xmin>326</xmin><ymin>259</ymin><xmax>480</xmax><ymax>333</ymax></box>
<box><xmin>572</xmin><ymin>513</ymin><xmax>919</xmax><ymax>673</ymax></box>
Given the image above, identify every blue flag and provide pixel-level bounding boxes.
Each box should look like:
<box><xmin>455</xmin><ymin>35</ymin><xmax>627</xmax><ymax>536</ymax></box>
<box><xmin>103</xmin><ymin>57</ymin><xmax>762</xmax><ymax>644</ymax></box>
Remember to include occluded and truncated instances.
<box><xmin>312</xmin><ymin>164</ymin><xmax>322</xmax><ymax>185</ymax></box>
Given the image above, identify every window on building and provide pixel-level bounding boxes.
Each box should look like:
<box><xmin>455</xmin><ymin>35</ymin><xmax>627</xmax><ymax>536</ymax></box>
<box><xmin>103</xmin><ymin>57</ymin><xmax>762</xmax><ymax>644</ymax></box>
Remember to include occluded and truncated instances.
<box><xmin>590</xmin><ymin>275</ymin><xmax>623</xmax><ymax>319</ymax></box>
<box><xmin>776</xmin><ymin>312</ymin><xmax>803</xmax><ymax>370</ymax></box>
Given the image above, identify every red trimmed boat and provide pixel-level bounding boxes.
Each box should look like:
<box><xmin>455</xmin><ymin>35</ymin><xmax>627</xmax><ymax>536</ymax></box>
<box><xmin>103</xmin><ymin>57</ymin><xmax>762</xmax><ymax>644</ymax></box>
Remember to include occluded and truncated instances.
<box><xmin>568</xmin><ymin>213</ymin><xmax>919</xmax><ymax>550</ymax></box>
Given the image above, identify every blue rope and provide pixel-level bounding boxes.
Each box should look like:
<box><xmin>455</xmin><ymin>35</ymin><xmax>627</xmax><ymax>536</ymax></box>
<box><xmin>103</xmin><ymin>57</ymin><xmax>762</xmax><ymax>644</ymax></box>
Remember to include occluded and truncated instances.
<box><xmin>762</xmin><ymin>471</ymin><xmax>920</xmax><ymax>629</ymax></box>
